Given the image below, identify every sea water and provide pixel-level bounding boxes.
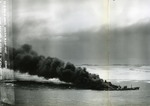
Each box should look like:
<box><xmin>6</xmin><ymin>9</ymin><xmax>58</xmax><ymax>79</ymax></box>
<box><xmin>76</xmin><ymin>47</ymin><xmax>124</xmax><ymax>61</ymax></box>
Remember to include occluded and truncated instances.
<box><xmin>0</xmin><ymin>65</ymin><xmax>150</xmax><ymax>106</ymax></box>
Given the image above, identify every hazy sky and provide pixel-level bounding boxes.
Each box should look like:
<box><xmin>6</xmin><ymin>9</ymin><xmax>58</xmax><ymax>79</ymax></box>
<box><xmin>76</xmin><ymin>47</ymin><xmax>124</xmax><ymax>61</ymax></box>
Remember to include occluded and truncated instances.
<box><xmin>12</xmin><ymin>0</ymin><xmax>150</xmax><ymax>65</ymax></box>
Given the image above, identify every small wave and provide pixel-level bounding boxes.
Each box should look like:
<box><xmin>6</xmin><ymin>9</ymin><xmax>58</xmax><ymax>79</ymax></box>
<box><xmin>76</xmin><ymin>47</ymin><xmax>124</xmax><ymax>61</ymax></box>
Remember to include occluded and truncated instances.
<box><xmin>111</xmin><ymin>79</ymin><xmax>150</xmax><ymax>84</ymax></box>
<box><xmin>145</xmin><ymin>81</ymin><xmax>150</xmax><ymax>83</ymax></box>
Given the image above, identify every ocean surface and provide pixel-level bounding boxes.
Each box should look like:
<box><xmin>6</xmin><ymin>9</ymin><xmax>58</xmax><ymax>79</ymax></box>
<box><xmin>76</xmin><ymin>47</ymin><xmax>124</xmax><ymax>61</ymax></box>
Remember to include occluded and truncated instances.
<box><xmin>0</xmin><ymin>65</ymin><xmax>150</xmax><ymax>106</ymax></box>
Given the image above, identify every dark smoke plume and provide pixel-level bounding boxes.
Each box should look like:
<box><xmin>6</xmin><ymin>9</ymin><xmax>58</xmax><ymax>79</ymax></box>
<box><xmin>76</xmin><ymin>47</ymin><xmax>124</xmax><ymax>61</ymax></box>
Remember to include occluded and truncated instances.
<box><xmin>8</xmin><ymin>44</ymin><xmax>120</xmax><ymax>90</ymax></box>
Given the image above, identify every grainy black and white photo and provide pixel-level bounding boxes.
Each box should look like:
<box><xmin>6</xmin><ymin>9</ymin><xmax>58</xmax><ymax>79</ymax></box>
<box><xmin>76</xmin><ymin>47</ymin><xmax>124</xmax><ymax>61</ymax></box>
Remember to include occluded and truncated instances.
<box><xmin>0</xmin><ymin>0</ymin><xmax>150</xmax><ymax>106</ymax></box>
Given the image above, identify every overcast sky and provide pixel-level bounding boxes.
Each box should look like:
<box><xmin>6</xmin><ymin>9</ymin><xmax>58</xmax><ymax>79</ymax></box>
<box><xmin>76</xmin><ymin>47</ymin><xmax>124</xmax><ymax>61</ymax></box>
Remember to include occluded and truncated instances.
<box><xmin>12</xmin><ymin>0</ymin><xmax>150</xmax><ymax>65</ymax></box>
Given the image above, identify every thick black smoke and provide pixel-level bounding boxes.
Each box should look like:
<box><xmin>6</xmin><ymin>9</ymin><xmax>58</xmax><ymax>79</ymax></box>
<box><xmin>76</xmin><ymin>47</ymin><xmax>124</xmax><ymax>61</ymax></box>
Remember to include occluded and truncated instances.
<box><xmin>8</xmin><ymin>44</ymin><xmax>119</xmax><ymax>90</ymax></box>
